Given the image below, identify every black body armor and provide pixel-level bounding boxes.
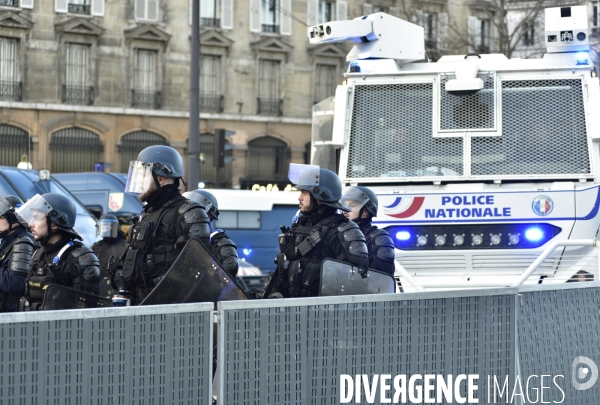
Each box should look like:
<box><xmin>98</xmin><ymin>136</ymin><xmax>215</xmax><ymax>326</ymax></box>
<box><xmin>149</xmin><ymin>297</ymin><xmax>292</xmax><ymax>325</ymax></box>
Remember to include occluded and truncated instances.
<box><xmin>115</xmin><ymin>188</ymin><xmax>211</xmax><ymax>304</ymax></box>
<box><xmin>0</xmin><ymin>227</ymin><xmax>34</xmax><ymax>311</ymax></box>
<box><xmin>24</xmin><ymin>235</ymin><xmax>101</xmax><ymax>311</ymax></box>
<box><xmin>271</xmin><ymin>207</ymin><xmax>369</xmax><ymax>298</ymax></box>
<box><xmin>210</xmin><ymin>231</ymin><xmax>239</xmax><ymax>277</ymax></box>
<box><xmin>360</xmin><ymin>221</ymin><xmax>396</xmax><ymax>276</ymax></box>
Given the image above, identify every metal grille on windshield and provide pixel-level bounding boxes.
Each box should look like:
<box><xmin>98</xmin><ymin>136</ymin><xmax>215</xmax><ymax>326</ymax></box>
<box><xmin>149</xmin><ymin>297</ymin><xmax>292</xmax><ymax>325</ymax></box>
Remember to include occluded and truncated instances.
<box><xmin>346</xmin><ymin>83</ymin><xmax>464</xmax><ymax>179</ymax></box>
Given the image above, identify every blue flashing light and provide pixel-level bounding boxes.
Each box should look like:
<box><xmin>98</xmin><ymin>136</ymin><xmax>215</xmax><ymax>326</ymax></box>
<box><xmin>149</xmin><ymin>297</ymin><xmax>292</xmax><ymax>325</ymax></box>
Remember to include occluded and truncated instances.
<box><xmin>524</xmin><ymin>227</ymin><xmax>544</xmax><ymax>242</ymax></box>
<box><xmin>576</xmin><ymin>52</ymin><xmax>589</xmax><ymax>65</ymax></box>
<box><xmin>396</xmin><ymin>231</ymin><xmax>411</xmax><ymax>241</ymax></box>
<box><xmin>243</xmin><ymin>248</ymin><xmax>252</xmax><ymax>256</ymax></box>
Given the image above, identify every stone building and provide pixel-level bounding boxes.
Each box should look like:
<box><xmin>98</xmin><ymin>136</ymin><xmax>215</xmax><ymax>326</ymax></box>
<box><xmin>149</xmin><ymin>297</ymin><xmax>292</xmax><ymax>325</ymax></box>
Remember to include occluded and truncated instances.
<box><xmin>2</xmin><ymin>0</ymin><xmax>578</xmax><ymax>189</ymax></box>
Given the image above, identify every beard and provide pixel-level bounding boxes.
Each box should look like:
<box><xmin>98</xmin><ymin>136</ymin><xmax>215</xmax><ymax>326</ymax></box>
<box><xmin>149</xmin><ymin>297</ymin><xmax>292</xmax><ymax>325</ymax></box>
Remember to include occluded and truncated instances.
<box><xmin>140</xmin><ymin>179</ymin><xmax>158</xmax><ymax>202</ymax></box>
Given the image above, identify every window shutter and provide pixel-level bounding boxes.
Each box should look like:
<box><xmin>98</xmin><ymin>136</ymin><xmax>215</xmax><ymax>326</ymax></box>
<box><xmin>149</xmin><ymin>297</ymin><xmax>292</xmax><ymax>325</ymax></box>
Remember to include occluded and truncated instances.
<box><xmin>222</xmin><ymin>0</ymin><xmax>234</xmax><ymax>29</ymax></box>
<box><xmin>190</xmin><ymin>0</ymin><xmax>193</xmax><ymax>25</ymax></box>
<box><xmin>19</xmin><ymin>0</ymin><xmax>34</xmax><ymax>9</ymax></box>
<box><xmin>135</xmin><ymin>0</ymin><xmax>146</xmax><ymax>20</ymax></box>
<box><xmin>55</xmin><ymin>0</ymin><xmax>67</xmax><ymax>13</ymax></box>
<box><xmin>307</xmin><ymin>0</ymin><xmax>317</xmax><ymax>27</ymax></box>
<box><xmin>336</xmin><ymin>1</ymin><xmax>347</xmax><ymax>21</ymax></box>
<box><xmin>438</xmin><ymin>12</ymin><xmax>448</xmax><ymax>51</ymax></box>
<box><xmin>389</xmin><ymin>7</ymin><xmax>400</xmax><ymax>18</ymax></box>
<box><xmin>147</xmin><ymin>0</ymin><xmax>159</xmax><ymax>21</ymax></box>
<box><xmin>280</xmin><ymin>0</ymin><xmax>292</xmax><ymax>35</ymax></box>
<box><xmin>249</xmin><ymin>0</ymin><xmax>261</xmax><ymax>32</ymax></box>
<box><xmin>362</xmin><ymin>3</ymin><xmax>372</xmax><ymax>16</ymax></box>
<box><xmin>91</xmin><ymin>0</ymin><xmax>104</xmax><ymax>16</ymax></box>
<box><xmin>468</xmin><ymin>16</ymin><xmax>478</xmax><ymax>53</ymax></box>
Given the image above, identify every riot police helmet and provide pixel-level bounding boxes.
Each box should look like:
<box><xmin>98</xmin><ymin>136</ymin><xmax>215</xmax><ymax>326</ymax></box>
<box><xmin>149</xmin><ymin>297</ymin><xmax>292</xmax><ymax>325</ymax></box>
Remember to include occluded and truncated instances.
<box><xmin>288</xmin><ymin>163</ymin><xmax>350</xmax><ymax>212</ymax></box>
<box><xmin>341</xmin><ymin>186</ymin><xmax>379</xmax><ymax>218</ymax></box>
<box><xmin>0</xmin><ymin>195</ymin><xmax>28</xmax><ymax>228</ymax></box>
<box><xmin>124</xmin><ymin>145</ymin><xmax>184</xmax><ymax>195</ymax></box>
<box><xmin>17</xmin><ymin>193</ymin><xmax>80</xmax><ymax>239</ymax></box>
<box><xmin>97</xmin><ymin>214</ymin><xmax>119</xmax><ymax>239</ymax></box>
<box><xmin>182</xmin><ymin>189</ymin><xmax>219</xmax><ymax>220</ymax></box>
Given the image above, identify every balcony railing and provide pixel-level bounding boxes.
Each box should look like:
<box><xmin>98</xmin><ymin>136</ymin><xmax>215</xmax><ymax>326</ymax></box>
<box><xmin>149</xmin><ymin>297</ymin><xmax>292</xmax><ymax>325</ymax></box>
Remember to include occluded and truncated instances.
<box><xmin>261</xmin><ymin>24</ymin><xmax>279</xmax><ymax>33</ymax></box>
<box><xmin>131</xmin><ymin>89</ymin><xmax>161</xmax><ymax>109</ymax></box>
<box><xmin>201</xmin><ymin>18</ymin><xmax>220</xmax><ymax>27</ymax></box>
<box><xmin>257</xmin><ymin>97</ymin><xmax>283</xmax><ymax>116</ymax></box>
<box><xmin>0</xmin><ymin>81</ymin><xmax>21</xmax><ymax>101</ymax></box>
<box><xmin>200</xmin><ymin>93</ymin><xmax>224</xmax><ymax>113</ymax></box>
<box><xmin>0</xmin><ymin>0</ymin><xmax>18</xmax><ymax>6</ymax></box>
<box><xmin>62</xmin><ymin>84</ymin><xmax>94</xmax><ymax>105</ymax></box>
<box><xmin>425</xmin><ymin>39</ymin><xmax>437</xmax><ymax>50</ymax></box>
<box><xmin>68</xmin><ymin>3</ymin><xmax>90</xmax><ymax>14</ymax></box>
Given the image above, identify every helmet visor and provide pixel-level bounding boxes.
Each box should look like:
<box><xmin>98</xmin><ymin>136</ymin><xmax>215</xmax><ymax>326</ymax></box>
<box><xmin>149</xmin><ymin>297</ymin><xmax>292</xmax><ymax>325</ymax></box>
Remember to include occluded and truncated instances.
<box><xmin>98</xmin><ymin>218</ymin><xmax>119</xmax><ymax>238</ymax></box>
<box><xmin>16</xmin><ymin>194</ymin><xmax>53</xmax><ymax>227</ymax></box>
<box><xmin>340</xmin><ymin>187</ymin><xmax>369</xmax><ymax>213</ymax></box>
<box><xmin>288</xmin><ymin>163</ymin><xmax>320</xmax><ymax>187</ymax></box>
<box><xmin>0</xmin><ymin>197</ymin><xmax>13</xmax><ymax>217</ymax></box>
<box><xmin>125</xmin><ymin>161</ymin><xmax>154</xmax><ymax>195</ymax></box>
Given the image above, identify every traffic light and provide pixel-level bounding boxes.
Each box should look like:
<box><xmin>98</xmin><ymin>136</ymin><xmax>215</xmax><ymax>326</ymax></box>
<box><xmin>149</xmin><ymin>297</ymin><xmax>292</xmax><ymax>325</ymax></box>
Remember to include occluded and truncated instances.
<box><xmin>213</xmin><ymin>128</ymin><xmax>235</xmax><ymax>168</ymax></box>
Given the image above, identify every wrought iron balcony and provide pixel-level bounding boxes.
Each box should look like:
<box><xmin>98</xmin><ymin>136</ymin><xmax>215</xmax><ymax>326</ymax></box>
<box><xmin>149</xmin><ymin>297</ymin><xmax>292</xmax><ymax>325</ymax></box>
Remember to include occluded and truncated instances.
<box><xmin>62</xmin><ymin>84</ymin><xmax>94</xmax><ymax>105</ymax></box>
<box><xmin>261</xmin><ymin>24</ymin><xmax>279</xmax><ymax>33</ymax></box>
<box><xmin>200</xmin><ymin>93</ymin><xmax>224</xmax><ymax>113</ymax></box>
<box><xmin>425</xmin><ymin>39</ymin><xmax>437</xmax><ymax>50</ymax></box>
<box><xmin>201</xmin><ymin>18</ymin><xmax>220</xmax><ymax>27</ymax></box>
<box><xmin>131</xmin><ymin>89</ymin><xmax>162</xmax><ymax>109</ymax></box>
<box><xmin>0</xmin><ymin>81</ymin><xmax>21</xmax><ymax>101</ymax></box>
<box><xmin>0</xmin><ymin>0</ymin><xmax>18</xmax><ymax>6</ymax></box>
<box><xmin>68</xmin><ymin>3</ymin><xmax>90</xmax><ymax>14</ymax></box>
<box><xmin>257</xmin><ymin>97</ymin><xmax>283</xmax><ymax>116</ymax></box>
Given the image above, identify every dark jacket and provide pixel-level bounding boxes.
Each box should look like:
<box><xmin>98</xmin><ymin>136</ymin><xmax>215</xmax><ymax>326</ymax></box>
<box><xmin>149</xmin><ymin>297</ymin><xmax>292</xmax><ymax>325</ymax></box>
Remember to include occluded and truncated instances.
<box><xmin>356</xmin><ymin>219</ymin><xmax>396</xmax><ymax>276</ymax></box>
<box><xmin>0</xmin><ymin>226</ymin><xmax>34</xmax><ymax>311</ymax></box>
<box><xmin>25</xmin><ymin>234</ymin><xmax>101</xmax><ymax>310</ymax></box>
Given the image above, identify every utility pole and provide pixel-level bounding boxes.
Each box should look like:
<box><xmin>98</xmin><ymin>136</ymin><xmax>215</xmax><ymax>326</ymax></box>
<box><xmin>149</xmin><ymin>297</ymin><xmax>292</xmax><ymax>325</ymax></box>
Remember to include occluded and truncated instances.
<box><xmin>187</xmin><ymin>0</ymin><xmax>200</xmax><ymax>190</ymax></box>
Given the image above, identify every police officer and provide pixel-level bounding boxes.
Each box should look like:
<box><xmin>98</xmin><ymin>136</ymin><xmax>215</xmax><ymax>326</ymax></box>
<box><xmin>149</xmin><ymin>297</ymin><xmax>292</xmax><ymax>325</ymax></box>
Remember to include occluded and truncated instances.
<box><xmin>92</xmin><ymin>214</ymin><xmax>127</xmax><ymax>300</ymax></box>
<box><xmin>183</xmin><ymin>189</ymin><xmax>239</xmax><ymax>277</ymax></box>
<box><xmin>340</xmin><ymin>186</ymin><xmax>396</xmax><ymax>276</ymax></box>
<box><xmin>0</xmin><ymin>195</ymin><xmax>35</xmax><ymax>312</ymax></box>
<box><xmin>17</xmin><ymin>193</ymin><xmax>101</xmax><ymax>311</ymax></box>
<box><xmin>265</xmin><ymin>164</ymin><xmax>369</xmax><ymax>298</ymax></box>
<box><xmin>112</xmin><ymin>145</ymin><xmax>211</xmax><ymax>305</ymax></box>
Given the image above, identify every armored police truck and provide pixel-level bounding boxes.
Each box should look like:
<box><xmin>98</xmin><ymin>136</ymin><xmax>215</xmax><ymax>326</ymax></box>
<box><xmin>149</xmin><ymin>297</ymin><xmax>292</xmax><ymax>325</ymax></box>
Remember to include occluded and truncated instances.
<box><xmin>309</xmin><ymin>6</ymin><xmax>600</xmax><ymax>291</ymax></box>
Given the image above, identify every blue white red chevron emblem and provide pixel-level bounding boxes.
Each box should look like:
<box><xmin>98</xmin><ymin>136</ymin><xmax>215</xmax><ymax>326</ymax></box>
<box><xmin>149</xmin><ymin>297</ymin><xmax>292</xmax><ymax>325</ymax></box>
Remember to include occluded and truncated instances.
<box><xmin>382</xmin><ymin>196</ymin><xmax>425</xmax><ymax>219</ymax></box>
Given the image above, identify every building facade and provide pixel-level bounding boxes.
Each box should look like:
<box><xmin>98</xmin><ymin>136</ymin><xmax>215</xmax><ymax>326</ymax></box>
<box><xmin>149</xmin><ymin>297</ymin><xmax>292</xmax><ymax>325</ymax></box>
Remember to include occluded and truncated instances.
<box><xmin>2</xmin><ymin>0</ymin><xmax>584</xmax><ymax>189</ymax></box>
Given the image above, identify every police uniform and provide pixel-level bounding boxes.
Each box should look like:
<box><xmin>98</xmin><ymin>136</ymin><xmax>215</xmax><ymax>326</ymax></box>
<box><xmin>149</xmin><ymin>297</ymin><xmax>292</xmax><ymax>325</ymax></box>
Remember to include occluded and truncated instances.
<box><xmin>118</xmin><ymin>184</ymin><xmax>211</xmax><ymax>304</ymax></box>
<box><xmin>356</xmin><ymin>219</ymin><xmax>395</xmax><ymax>276</ymax></box>
<box><xmin>0</xmin><ymin>226</ymin><xmax>34</xmax><ymax>311</ymax></box>
<box><xmin>25</xmin><ymin>235</ymin><xmax>100</xmax><ymax>310</ymax></box>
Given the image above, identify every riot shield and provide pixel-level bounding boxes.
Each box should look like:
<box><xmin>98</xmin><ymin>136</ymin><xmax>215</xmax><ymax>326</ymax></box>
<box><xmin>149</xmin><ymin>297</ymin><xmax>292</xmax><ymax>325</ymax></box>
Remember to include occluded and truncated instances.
<box><xmin>92</xmin><ymin>242</ymin><xmax>127</xmax><ymax>300</ymax></box>
<box><xmin>319</xmin><ymin>259</ymin><xmax>396</xmax><ymax>296</ymax></box>
<box><xmin>42</xmin><ymin>284</ymin><xmax>113</xmax><ymax>310</ymax></box>
<box><xmin>140</xmin><ymin>238</ymin><xmax>248</xmax><ymax>306</ymax></box>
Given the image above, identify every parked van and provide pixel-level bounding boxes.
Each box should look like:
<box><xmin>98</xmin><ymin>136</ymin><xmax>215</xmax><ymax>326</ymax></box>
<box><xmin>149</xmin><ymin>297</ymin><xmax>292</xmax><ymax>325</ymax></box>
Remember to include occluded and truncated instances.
<box><xmin>208</xmin><ymin>189</ymin><xmax>298</xmax><ymax>274</ymax></box>
<box><xmin>0</xmin><ymin>167</ymin><xmax>99</xmax><ymax>246</ymax></box>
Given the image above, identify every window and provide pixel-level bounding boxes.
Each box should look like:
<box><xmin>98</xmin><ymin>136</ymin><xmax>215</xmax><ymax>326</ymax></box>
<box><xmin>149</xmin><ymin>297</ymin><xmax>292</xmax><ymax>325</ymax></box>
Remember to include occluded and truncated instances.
<box><xmin>55</xmin><ymin>0</ymin><xmax>103</xmax><ymax>15</ymax></box>
<box><xmin>200</xmin><ymin>55</ymin><xmax>223</xmax><ymax>113</ymax></box>
<box><xmin>423</xmin><ymin>12</ymin><xmax>437</xmax><ymax>49</ymax></box>
<box><xmin>594</xmin><ymin>5</ymin><xmax>599</xmax><ymax>33</ymax></box>
<box><xmin>257</xmin><ymin>59</ymin><xmax>281</xmax><ymax>116</ymax></box>
<box><xmin>0</xmin><ymin>37</ymin><xmax>21</xmax><ymax>101</ymax></box>
<box><xmin>372</xmin><ymin>5</ymin><xmax>387</xmax><ymax>13</ymax></box>
<box><xmin>0</xmin><ymin>0</ymin><xmax>19</xmax><ymax>7</ymax></box>
<box><xmin>317</xmin><ymin>0</ymin><xmax>335</xmax><ymax>24</ymax></box>
<box><xmin>132</xmin><ymin>49</ymin><xmax>160</xmax><ymax>109</ymax></box>
<box><xmin>68</xmin><ymin>0</ymin><xmax>90</xmax><ymax>14</ymax></box>
<box><xmin>247</xmin><ymin>136</ymin><xmax>290</xmax><ymax>181</ymax></box>
<box><xmin>261</xmin><ymin>0</ymin><xmax>279</xmax><ymax>32</ymax></box>
<box><xmin>135</xmin><ymin>0</ymin><xmax>158</xmax><ymax>21</ymax></box>
<box><xmin>214</xmin><ymin>211</ymin><xmax>261</xmax><ymax>230</ymax></box>
<box><xmin>120</xmin><ymin>131</ymin><xmax>167</xmax><ymax>171</ymax></box>
<box><xmin>477</xmin><ymin>18</ymin><xmax>489</xmax><ymax>53</ymax></box>
<box><xmin>315</xmin><ymin>64</ymin><xmax>336</xmax><ymax>104</ymax></box>
<box><xmin>0</xmin><ymin>125</ymin><xmax>28</xmax><ymax>166</ymax></box>
<box><xmin>200</xmin><ymin>0</ymin><xmax>219</xmax><ymax>27</ymax></box>
<box><xmin>50</xmin><ymin>128</ymin><xmax>103</xmax><ymax>173</ymax></box>
<box><xmin>522</xmin><ymin>21</ymin><xmax>535</xmax><ymax>46</ymax></box>
<box><xmin>64</xmin><ymin>43</ymin><xmax>93</xmax><ymax>105</ymax></box>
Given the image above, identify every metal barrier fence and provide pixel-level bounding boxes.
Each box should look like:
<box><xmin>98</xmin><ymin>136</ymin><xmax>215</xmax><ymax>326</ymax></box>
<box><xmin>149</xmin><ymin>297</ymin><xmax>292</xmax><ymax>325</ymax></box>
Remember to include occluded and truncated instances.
<box><xmin>0</xmin><ymin>303</ymin><xmax>214</xmax><ymax>405</ymax></box>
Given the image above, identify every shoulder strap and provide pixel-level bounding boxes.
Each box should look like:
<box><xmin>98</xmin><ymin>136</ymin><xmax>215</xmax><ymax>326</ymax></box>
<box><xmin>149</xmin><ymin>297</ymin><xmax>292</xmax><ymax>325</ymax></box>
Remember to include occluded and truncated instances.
<box><xmin>52</xmin><ymin>241</ymin><xmax>82</xmax><ymax>266</ymax></box>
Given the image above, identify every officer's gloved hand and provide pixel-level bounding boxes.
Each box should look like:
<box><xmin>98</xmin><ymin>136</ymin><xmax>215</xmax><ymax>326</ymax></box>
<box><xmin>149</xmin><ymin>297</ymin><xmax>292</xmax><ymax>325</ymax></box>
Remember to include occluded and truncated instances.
<box><xmin>267</xmin><ymin>292</ymin><xmax>284</xmax><ymax>299</ymax></box>
<box><xmin>210</xmin><ymin>230</ymin><xmax>226</xmax><ymax>242</ymax></box>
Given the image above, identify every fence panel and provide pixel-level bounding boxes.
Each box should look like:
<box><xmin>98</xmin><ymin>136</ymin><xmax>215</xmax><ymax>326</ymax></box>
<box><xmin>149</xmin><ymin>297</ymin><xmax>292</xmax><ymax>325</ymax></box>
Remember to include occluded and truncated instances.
<box><xmin>0</xmin><ymin>303</ymin><xmax>214</xmax><ymax>405</ymax></box>
<box><xmin>518</xmin><ymin>282</ymin><xmax>600</xmax><ymax>404</ymax></box>
<box><xmin>218</xmin><ymin>289</ymin><xmax>517</xmax><ymax>405</ymax></box>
